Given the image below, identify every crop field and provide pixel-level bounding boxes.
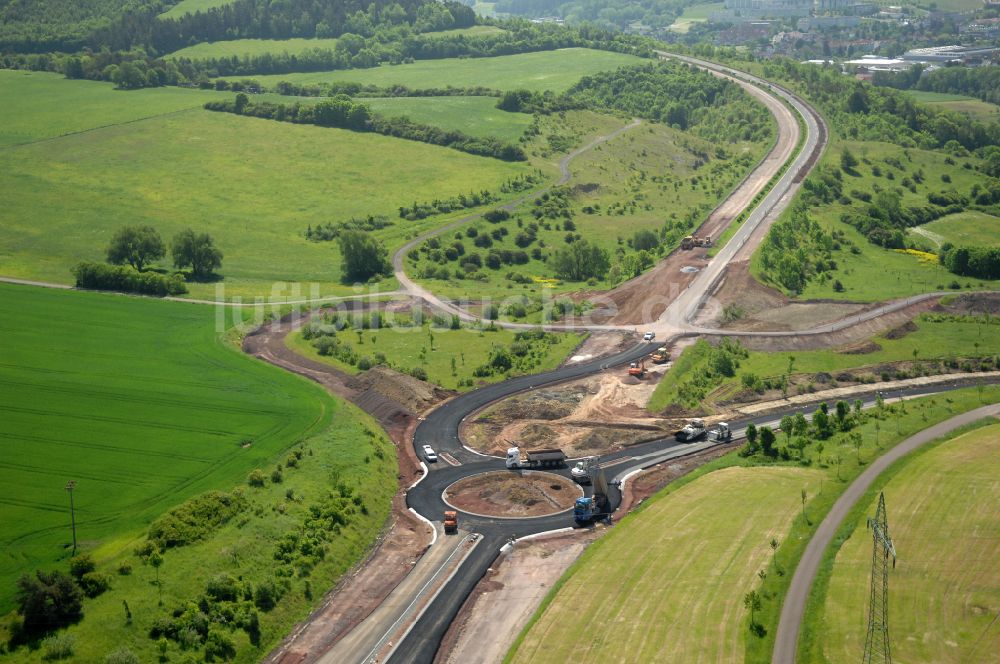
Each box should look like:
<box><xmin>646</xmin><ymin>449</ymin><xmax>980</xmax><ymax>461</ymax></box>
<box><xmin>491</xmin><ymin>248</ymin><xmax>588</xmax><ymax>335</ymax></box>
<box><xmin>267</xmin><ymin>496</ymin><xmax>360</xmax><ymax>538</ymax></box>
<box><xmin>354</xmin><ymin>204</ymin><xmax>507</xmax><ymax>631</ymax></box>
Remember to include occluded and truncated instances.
<box><xmin>0</xmin><ymin>283</ymin><xmax>331</xmax><ymax>614</ymax></box>
<box><xmin>805</xmin><ymin>423</ymin><xmax>1000</xmax><ymax>663</ymax></box>
<box><xmin>757</xmin><ymin>140</ymin><xmax>1000</xmax><ymax>301</ymax></box>
<box><xmin>904</xmin><ymin>90</ymin><xmax>1000</xmax><ymax>123</ymax></box>
<box><xmin>287</xmin><ymin>320</ymin><xmax>584</xmax><ymax>391</ymax></box>
<box><xmin>0</xmin><ymin>70</ymin><xmax>236</xmax><ymax>146</ymax></box>
<box><xmin>360</xmin><ymin>96</ymin><xmax>532</xmax><ymax>141</ymax></box>
<box><xmin>909</xmin><ymin>210</ymin><xmax>1000</xmax><ymax>249</ymax></box>
<box><xmin>508</xmin><ymin>466</ymin><xmax>820</xmax><ymax>663</ymax></box>
<box><xmin>224</xmin><ymin>48</ymin><xmax>647</xmax><ymax>92</ymax></box>
<box><xmin>0</xmin><ymin>73</ymin><xmax>530</xmax><ymax>299</ymax></box>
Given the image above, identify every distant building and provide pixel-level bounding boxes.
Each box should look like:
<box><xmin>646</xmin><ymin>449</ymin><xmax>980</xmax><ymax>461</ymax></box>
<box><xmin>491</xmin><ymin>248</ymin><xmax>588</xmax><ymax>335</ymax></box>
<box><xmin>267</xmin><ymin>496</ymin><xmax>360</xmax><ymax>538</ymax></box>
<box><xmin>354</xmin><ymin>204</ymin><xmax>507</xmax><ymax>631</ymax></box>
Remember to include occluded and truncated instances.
<box><xmin>720</xmin><ymin>0</ymin><xmax>813</xmax><ymax>18</ymax></box>
<box><xmin>902</xmin><ymin>44</ymin><xmax>1000</xmax><ymax>63</ymax></box>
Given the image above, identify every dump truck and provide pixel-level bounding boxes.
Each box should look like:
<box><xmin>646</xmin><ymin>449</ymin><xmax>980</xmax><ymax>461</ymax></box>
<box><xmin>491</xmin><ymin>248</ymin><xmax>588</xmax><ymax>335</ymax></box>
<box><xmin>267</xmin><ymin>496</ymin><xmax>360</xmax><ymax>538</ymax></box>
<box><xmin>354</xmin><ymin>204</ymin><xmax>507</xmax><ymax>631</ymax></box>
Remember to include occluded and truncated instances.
<box><xmin>680</xmin><ymin>235</ymin><xmax>713</xmax><ymax>250</ymax></box>
<box><xmin>650</xmin><ymin>347</ymin><xmax>670</xmax><ymax>363</ymax></box>
<box><xmin>505</xmin><ymin>446</ymin><xmax>566</xmax><ymax>469</ymax></box>
<box><xmin>675</xmin><ymin>418</ymin><xmax>706</xmax><ymax>442</ymax></box>
<box><xmin>443</xmin><ymin>510</ymin><xmax>458</xmax><ymax>534</ymax></box>
<box><xmin>628</xmin><ymin>359</ymin><xmax>646</xmax><ymax>378</ymax></box>
<box><xmin>574</xmin><ymin>495</ymin><xmax>610</xmax><ymax>524</ymax></box>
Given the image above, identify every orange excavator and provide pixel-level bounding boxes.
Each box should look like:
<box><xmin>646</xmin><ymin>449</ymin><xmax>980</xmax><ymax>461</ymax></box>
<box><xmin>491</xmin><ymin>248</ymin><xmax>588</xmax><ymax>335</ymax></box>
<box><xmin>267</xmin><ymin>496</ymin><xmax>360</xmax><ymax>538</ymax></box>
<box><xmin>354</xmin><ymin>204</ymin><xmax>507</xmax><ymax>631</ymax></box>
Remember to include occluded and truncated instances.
<box><xmin>628</xmin><ymin>359</ymin><xmax>646</xmax><ymax>378</ymax></box>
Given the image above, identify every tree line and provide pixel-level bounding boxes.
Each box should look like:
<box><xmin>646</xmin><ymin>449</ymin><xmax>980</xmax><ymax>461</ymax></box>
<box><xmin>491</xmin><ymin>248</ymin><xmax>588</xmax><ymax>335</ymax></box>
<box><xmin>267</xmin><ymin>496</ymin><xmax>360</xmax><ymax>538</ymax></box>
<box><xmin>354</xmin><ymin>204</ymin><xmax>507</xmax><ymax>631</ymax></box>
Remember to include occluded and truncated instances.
<box><xmin>72</xmin><ymin>225</ymin><xmax>223</xmax><ymax>296</ymax></box>
<box><xmin>204</xmin><ymin>94</ymin><xmax>528</xmax><ymax>161</ymax></box>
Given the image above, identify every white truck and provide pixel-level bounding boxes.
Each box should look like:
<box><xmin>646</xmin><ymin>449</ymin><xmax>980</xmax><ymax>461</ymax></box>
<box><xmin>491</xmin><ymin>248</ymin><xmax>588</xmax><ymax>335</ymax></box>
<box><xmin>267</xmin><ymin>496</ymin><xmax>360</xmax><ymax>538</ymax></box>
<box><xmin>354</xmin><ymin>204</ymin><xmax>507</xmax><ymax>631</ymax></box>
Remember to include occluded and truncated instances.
<box><xmin>571</xmin><ymin>456</ymin><xmax>598</xmax><ymax>484</ymax></box>
<box><xmin>505</xmin><ymin>446</ymin><xmax>566</xmax><ymax>470</ymax></box>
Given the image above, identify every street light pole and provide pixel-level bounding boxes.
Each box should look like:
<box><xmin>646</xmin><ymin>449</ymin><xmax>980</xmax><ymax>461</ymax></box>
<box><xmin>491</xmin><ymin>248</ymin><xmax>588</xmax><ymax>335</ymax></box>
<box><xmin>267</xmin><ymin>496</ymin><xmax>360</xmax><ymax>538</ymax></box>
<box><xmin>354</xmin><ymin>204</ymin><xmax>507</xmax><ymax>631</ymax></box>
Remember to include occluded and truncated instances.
<box><xmin>65</xmin><ymin>480</ymin><xmax>77</xmax><ymax>556</ymax></box>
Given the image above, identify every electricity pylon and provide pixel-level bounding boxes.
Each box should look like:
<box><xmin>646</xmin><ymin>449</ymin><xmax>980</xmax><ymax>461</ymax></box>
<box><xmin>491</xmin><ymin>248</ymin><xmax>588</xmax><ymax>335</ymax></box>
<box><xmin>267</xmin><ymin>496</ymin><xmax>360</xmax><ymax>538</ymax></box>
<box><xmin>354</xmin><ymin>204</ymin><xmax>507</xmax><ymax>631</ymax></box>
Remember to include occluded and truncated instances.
<box><xmin>862</xmin><ymin>492</ymin><xmax>896</xmax><ymax>664</ymax></box>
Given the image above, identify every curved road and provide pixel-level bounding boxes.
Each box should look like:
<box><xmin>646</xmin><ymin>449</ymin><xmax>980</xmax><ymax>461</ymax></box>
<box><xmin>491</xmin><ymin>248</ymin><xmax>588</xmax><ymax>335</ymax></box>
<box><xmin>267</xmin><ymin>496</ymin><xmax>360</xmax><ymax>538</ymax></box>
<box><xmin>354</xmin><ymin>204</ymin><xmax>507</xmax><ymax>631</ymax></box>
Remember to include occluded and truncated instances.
<box><xmin>772</xmin><ymin>402</ymin><xmax>1000</xmax><ymax>664</ymax></box>
<box><xmin>383</xmin><ymin>54</ymin><xmax>832</xmax><ymax>663</ymax></box>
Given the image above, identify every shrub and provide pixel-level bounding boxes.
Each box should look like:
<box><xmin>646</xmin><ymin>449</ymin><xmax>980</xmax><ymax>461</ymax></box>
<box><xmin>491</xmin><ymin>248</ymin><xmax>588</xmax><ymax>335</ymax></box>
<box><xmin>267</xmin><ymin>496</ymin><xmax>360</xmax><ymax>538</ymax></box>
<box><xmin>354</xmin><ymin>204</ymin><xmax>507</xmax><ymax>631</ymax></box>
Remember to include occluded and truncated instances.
<box><xmin>78</xmin><ymin>572</ymin><xmax>111</xmax><ymax>598</ymax></box>
<box><xmin>147</xmin><ymin>490</ymin><xmax>247</xmax><ymax>549</ymax></box>
<box><xmin>204</xmin><ymin>629</ymin><xmax>237</xmax><ymax>662</ymax></box>
<box><xmin>72</xmin><ymin>261</ymin><xmax>187</xmax><ymax>296</ymax></box>
<box><xmin>253</xmin><ymin>578</ymin><xmax>285</xmax><ymax>611</ymax></box>
<box><xmin>41</xmin><ymin>633</ymin><xmax>75</xmax><ymax>661</ymax></box>
<box><xmin>105</xmin><ymin>648</ymin><xmax>140</xmax><ymax>664</ymax></box>
<box><xmin>409</xmin><ymin>366</ymin><xmax>428</xmax><ymax>381</ymax></box>
<box><xmin>205</xmin><ymin>574</ymin><xmax>240</xmax><ymax>602</ymax></box>
<box><xmin>117</xmin><ymin>562</ymin><xmax>132</xmax><ymax>576</ymax></box>
<box><xmin>247</xmin><ymin>469</ymin><xmax>266</xmax><ymax>487</ymax></box>
<box><xmin>69</xmin><ymin>554</ymin><xmax>96</xmax><ymax>580</ymax></box>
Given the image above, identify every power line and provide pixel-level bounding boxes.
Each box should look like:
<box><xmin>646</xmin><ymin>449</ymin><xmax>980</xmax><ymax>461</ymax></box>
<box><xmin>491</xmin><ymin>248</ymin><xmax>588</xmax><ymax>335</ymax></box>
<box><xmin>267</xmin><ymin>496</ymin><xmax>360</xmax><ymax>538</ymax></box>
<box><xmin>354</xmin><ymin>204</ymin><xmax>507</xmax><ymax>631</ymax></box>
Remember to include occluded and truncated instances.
<box><xmin>862</xmin><ymin>492</ymin><xmax>896</xmax><ymax>664</ymax></box>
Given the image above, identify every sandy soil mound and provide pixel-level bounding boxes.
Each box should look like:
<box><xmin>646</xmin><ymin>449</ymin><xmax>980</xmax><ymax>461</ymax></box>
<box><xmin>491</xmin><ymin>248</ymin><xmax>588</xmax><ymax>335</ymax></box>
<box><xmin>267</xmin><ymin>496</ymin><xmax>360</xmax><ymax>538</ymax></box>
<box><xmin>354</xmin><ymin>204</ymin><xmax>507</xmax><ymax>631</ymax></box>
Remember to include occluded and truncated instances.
<box><xmin>444</xmin><ymin>471</ymin><xmax>582</xmax><ymax>518</ymax></box>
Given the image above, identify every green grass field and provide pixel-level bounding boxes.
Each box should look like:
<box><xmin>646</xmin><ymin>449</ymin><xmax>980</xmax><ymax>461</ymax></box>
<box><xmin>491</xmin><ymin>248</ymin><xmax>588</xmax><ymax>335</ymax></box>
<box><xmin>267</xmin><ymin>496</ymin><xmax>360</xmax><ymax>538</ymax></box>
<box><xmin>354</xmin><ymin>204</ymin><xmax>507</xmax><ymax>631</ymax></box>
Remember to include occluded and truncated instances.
<box><xmin>756</xmin><ymin>140</ymin><xmax>1000</xmax><ymax>301</ymax></box>
<box><xmin>160</xmin><ymin>0</ymin><xmax>238</xmax><ymax>19</ymax></box>
<box><xmin>166</xmin><ymin>37</ymin><xmax>341</xmax><ymax>60</ymax></box>
<box><xmin>669</xmin><ymin>1</ymin><xmax>725</xmax><ymax>32</ymax></box>
<box><xmin>508</xmin><ymin>466</ymin><xmax>820</xmax><ymax>663</ymax></box>
<box><xmin>806</xmin><ymin>423</ymin><xmax>1000</xmax><ymax>663</ymax></box>
<box><xmin>359</xmin><ymin>96</ymin><xmax>531</xmax><ymax>142</ymax></box>
<box><xmin>0</xmin><ymin>283</ymin><xmax>330</xmax><ymax>614</ymax></box>
<box><xmin>287</xmin><ymin>321</ymin><xmax>584</xmax><ymax>391</ymax></box>
<box><xmin>909</xmin><ymin>210</ymin><xmax>1000</xmax><ymax>249</ymax></box>
<box><xmin>0</xmin><ymin>70</ymin><xmax>235</xmax><ymax>147</ymax></box>
<box><xmin>0</xmin><ymin>72</ymin><xmax>529</xmax><ymax>299</ymax></box>
<box><xmin>904</xmin><ymin>90</ymin><xmax>1000</xmax><ymax>123</ymax></box>
<box><xmin>223</xmin><ymin>48</ymin><xmax>647</xmax><ymax>92</ymax></box>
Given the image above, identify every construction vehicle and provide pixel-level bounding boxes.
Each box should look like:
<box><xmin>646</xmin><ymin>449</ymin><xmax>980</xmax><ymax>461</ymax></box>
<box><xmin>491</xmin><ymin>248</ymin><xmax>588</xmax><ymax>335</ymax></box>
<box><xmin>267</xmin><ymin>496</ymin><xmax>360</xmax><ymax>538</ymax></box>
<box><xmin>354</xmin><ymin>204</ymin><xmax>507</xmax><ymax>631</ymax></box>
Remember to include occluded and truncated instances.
<box><xmin>571</xmin><ymin>456</ymin><xmax>598</xmax><ymax>484</ymax></box>
<box><xmin>711</xmin><ymin>422</ymin><xmax>732</xmax><ymax>442</ymax></box>
<box><xmin>680</xmin><ymin>235</ymin><xmax>712</xmax><ymax>250</ymax></box>
<box><xmin>628</xmin><ymin>359</ymin><xmax>646</xmax><ymax>378</ymax></box>
<box><xmin>443</xmin><ymin>510</ymin><xmax>458</xmax><ymax>534</ymax></box>
<box><xmin>505</xmin><ymin>446</ymin><xmax>566</xmax><ymax>470</ymax></box>
<box><xmin>574</xmin><ymin>457</ymin><xmax>612</xmax><ymax>525</ymax></box>
<box><xmin>675</xmin><ymin>418</ymin><xmax>707</xmax><ymax>442</ymax></box>
<box><xmin>650</xmin><ymin>347</ymin><xmax>670</xmax><ymax>363</ymax></box>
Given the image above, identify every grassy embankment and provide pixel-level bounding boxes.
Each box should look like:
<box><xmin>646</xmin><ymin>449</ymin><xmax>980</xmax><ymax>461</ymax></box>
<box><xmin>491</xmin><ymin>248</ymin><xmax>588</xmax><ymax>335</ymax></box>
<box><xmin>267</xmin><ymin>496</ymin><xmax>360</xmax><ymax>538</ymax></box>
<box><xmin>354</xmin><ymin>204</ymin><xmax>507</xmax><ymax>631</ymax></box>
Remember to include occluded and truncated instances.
<box><xmin>0</xmin><ymin>70</ymin><xmax>530</xmax><ymax>299</ymax></box>
<box><xmin>287</xmin><ymin>318</ymin><xmax>585</xmax><ymax>391</ymax></box>
<box><xmin>800</xmin><ymin>422</ymin><xmax>1000</xmax><ymax>664</ymax></box>
<box><xmin>751</xmin><ymin>139</ymin><xmax>1000</xmax><ymax>301</ymax></box>
<box><xmin>509</xmin><ymin>384</ymin><xmax>1000</xmax><ymax>663</ymax></box>
<box><xmin>0</xmin><ymin>283</ymin><xmax>397</xmax><ymax>662</ymax></box>
<box><xmin>507</xmin><ymin>466</ymin><xmax>821</xmax><ymax>662</ymax></box>
<box><xmin>648</xmin><ymin>314</ymin><xmax>1000</xmax><ymax>413</ymax></box>
<box><xmin>222</xmin><ymin>48</ymin><xmax>646</xmax><ymax>92</ymax></box>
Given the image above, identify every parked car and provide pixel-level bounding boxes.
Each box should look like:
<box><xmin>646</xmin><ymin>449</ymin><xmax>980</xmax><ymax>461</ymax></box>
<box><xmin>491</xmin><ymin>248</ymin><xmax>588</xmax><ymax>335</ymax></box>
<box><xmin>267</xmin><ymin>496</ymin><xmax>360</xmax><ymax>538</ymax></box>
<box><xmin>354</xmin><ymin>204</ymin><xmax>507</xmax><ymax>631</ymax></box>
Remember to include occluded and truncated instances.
<box><xmin>422</xmin><ymin>444</ymin><xmax>438</xmax><ymax>462</ymax></box>
<box><xmin>643</xmin><ymin>331</ymin><xmax>655</xmax><ymax>341</ymax></box>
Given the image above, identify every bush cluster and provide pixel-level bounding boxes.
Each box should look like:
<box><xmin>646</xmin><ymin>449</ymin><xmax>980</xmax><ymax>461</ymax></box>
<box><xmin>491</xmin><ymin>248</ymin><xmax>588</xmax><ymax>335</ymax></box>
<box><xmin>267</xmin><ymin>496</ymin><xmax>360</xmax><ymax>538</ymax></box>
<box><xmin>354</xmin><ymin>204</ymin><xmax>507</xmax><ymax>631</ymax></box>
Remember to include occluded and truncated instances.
<box><xmin>147</xmin><ymin>490</ymin><xmax>248</xmax><ymax>550</ymax></box>
<box><xmin>72</xmin><ymin>262</ymin><xmax>187</xmax><ymax>296</ymax></box>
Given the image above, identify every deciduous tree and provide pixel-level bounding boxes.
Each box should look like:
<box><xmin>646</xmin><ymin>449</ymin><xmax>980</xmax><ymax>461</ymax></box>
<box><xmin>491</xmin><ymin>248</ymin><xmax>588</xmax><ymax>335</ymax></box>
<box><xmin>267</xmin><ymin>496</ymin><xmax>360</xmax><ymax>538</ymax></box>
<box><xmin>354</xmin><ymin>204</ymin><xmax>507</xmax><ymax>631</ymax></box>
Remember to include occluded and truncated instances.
<box><xmin>106</xmin><ymin>225</ymin><xmax>165</xmax><ymax>271</ymax></box>
<box><xmin>172</xmin><ymin>229</ymin><xmax>223</xmax><ymax>279</ymax></box>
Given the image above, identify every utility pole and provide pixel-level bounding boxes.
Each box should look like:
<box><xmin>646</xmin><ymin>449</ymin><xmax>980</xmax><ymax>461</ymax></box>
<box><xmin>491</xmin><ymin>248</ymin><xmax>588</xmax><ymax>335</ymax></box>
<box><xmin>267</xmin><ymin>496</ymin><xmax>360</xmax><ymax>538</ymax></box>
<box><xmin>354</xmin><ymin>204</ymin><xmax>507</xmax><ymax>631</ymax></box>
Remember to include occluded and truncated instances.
<box><xmin>862</xmin><ymin>492</ymin><xmax>896</xmax><ymax>664</ymax></box>
<box><xmin>65</xmin><ymin>480</ymin><xmax>77</xmax><ymax>556</ymax></box>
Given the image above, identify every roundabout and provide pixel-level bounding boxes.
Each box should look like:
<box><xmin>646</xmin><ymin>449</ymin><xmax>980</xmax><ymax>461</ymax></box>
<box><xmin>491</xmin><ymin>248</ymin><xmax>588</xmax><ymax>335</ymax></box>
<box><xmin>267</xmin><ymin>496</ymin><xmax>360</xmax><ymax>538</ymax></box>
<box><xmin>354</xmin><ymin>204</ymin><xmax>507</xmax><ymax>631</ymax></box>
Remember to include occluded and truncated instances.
<box><xmin>442</xmin><ymin>471</ymin><xmax>582</xmax><ymax>519</ymax></box>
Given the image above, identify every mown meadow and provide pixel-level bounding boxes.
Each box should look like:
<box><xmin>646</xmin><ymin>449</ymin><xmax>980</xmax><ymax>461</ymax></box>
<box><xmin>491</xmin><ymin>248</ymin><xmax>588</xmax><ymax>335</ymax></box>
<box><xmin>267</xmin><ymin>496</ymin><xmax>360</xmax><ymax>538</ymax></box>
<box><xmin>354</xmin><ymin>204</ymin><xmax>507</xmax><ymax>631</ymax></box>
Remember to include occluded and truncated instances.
<box><xmin>222</xmin><ymin>48</ymin><xmax>646</xmax><ymax>92</ymax></box>
<box><xmin>0</xmin><ymin>71</ymin><xmax>530</xmax><ymax>299</ymax></box>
